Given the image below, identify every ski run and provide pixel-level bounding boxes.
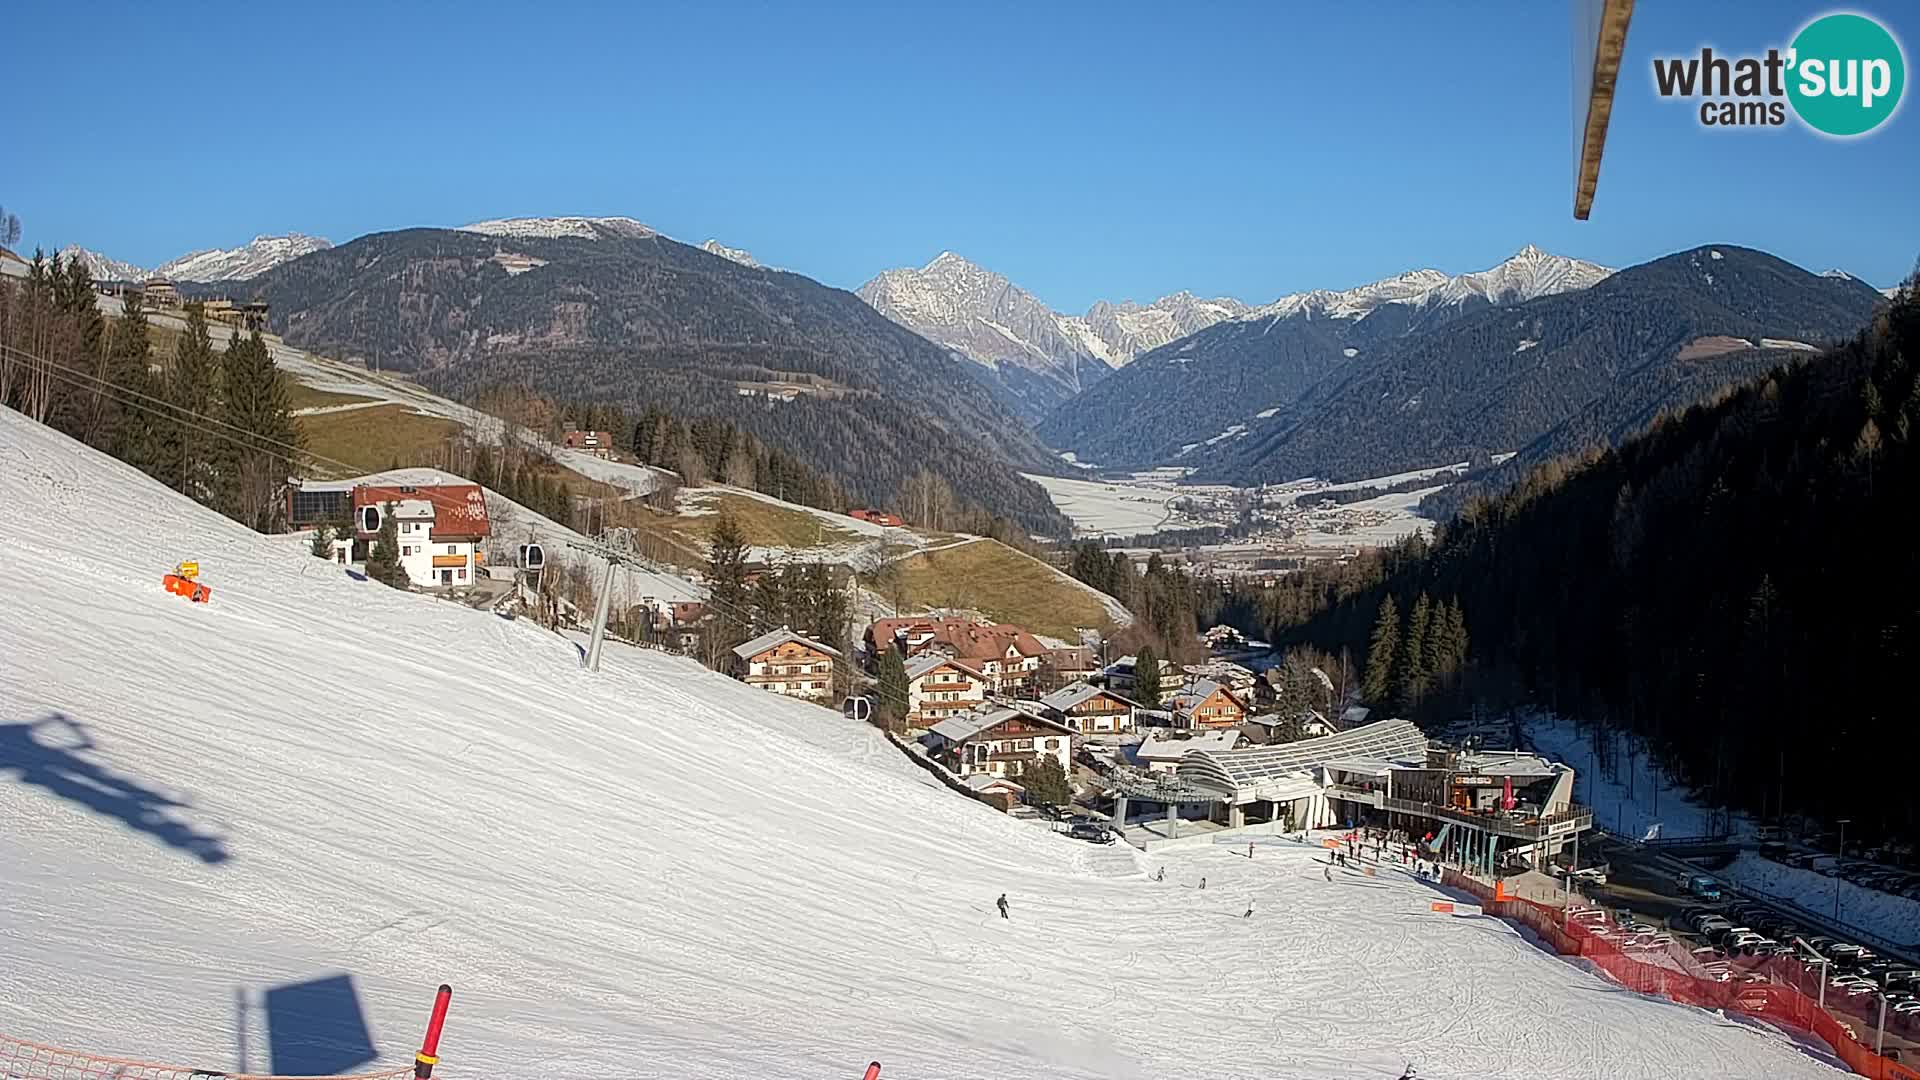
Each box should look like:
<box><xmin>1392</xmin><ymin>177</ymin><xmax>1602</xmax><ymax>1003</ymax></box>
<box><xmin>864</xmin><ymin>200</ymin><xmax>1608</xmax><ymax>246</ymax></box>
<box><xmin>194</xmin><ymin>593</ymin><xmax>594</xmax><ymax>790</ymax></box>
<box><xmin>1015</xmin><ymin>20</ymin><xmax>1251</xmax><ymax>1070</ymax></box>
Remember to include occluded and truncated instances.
<box><xmin>0</xmin><ymin>405</ymin><xmax>1847</xmax><ymax>1078</ymax></box>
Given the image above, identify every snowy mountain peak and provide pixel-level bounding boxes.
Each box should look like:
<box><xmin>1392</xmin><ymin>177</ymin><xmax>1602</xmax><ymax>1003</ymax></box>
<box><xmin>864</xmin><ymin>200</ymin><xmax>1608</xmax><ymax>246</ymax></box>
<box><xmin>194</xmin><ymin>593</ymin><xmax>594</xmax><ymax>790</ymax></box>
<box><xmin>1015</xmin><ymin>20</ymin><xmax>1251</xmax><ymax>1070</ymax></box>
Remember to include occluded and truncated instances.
<box><xmin>1244</xmin><ymin>248</ymin><xmax>1610</xmax><ymax>324</ymax></box>
<box><xmin>156</xmin><ymin>233</ymin><xmax>333</xmax><ymax>282</ymax></box>
<box><xmin>457</xmin><ymin>216</ymin><xmax>658</xmax><ymax>241</ymax></box>
<box><xmin>700</xmin><ymin>240</ymin><xmax>761</xmax><ymax>268</ymax></box>
<box><xmin>1821</xmin><ymin>268</ymin><xmax>1856</xmax><ymax>281</ymax></box>
<box><xmin>57</xmin><ymin>245</ymin><xmax>148</xmax><ymax>283</ymax></box>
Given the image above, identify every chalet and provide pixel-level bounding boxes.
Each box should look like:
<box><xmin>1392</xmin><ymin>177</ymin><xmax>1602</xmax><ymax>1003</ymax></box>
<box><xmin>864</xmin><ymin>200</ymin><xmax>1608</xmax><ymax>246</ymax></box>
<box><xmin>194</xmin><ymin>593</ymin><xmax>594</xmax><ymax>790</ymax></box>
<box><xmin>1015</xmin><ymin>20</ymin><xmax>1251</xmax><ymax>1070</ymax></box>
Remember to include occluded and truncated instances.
<box><xmin>1101</xmin><ymin>654</ymin><xmax>1181</xmax><ymax>699</ymax></box>
<box><xmin>563</xmin><ymin>430</ymin><xmax>616</xmax><ymax>459</ymax></box>
<box><xmin>352</xmin><ymin>481</ymin><xmax>491</xmax><ymax>589</ymax></box>
<box><xmin>1240</xmin><ymin>709</ymin><xmax>1333</xmax><ymax>746</ymax></box>
<box><xmin>923</xmin><ymin>706</ymin><xmax>1074</xmax><ymax>784</ymax></box>
<box><xmin>1132</xmin><ymin>729</ymin><xmax>1243</xmax><ymax>773</ymax></box>
<box><xmin>1202</xmin><ymin>624</ymin><xmax>1248</xmax><ymax>650</ymax></box>
<box><xmin>905</xmin><ymin>653</ymin><xmax>989</xmax><ymax>728</ymax></box>
<box><xmin>732</xmin><ymin>627</ymin><xmax>841</xmax><ymax>700</ymax></box>
<box><xmin>848</xmin><ymin>508</ymin><xmax>905</xmax><ymax>527</ymax></box>
<box><xmin>0</xmin><ymin>246</ymin><xmax>28</xmax><ymax>281</ymax></box>
<box><xmin>1046</xmin><ymin>643</ymin><xmax>1099</xmax><ymax>685</ymax></box>
<box><xmin>143</xmin><ymin>276</ymin><xmax>180</xmax><ymax>308</ymax></box>
<box><xmin>1038</xmin><ymin>682</ymin><xmax>1139</xmax><ymax>736</ymax></box>
<box><xmin>1182</xmin><ymin>660</ymin><xmax>1257</xmax><ymax>696</ymax></box>
<box><xmin>961</xmin><ymin>773</ymin><xmax>1026</xmax><ymax>811</ymax></box>
<box><xmin>1167</xmin><ymin>678</ymin><xmax>1249</xmax><ymax>731</ymax></box>
<box><xmin>866</xmin><ymin>616</ymin><xmax>1049</xmax><ymax>694</ymax></box>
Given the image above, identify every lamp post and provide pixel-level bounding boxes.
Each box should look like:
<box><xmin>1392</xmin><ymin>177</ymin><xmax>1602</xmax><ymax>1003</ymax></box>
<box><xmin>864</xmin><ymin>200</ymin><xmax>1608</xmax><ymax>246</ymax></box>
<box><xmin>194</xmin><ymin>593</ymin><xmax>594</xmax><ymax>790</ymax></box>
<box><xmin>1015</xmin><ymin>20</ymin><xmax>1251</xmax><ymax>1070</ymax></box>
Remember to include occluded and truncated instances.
<box><xmin>1835</xmin><ymin>818</ymin><xmax>1850</xmax><ymax>922</ymax></box>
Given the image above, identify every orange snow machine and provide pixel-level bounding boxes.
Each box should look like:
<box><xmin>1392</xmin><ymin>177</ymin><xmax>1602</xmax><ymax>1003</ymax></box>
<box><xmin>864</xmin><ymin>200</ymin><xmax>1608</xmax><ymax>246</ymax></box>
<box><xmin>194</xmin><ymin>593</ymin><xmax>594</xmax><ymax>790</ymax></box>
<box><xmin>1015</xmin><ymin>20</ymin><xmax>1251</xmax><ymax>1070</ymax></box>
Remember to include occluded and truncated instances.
<box><xmin>162</xmin><ymin>561</ymin><xmax>212</xmax><ymax>603</ymax></box>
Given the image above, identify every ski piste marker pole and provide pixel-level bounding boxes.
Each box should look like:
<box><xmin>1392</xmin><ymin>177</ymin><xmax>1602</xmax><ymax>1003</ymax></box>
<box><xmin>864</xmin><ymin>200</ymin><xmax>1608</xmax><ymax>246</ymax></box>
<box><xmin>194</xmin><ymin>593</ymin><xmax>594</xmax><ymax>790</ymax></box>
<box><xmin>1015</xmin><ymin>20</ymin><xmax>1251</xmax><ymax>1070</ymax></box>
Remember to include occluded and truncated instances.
<box><xmin>416</xmin><ymin>984</ymin><xmax>452</xmax><ymax>1079</ymax></box>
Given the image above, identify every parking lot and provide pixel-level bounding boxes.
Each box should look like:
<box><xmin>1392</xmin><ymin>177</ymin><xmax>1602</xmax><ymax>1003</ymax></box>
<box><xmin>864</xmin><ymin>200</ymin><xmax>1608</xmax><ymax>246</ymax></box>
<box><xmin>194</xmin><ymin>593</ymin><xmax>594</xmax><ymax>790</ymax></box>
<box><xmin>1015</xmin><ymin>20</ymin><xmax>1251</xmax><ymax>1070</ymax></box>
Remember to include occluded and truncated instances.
<box><xmin>1564</xmin><ymin>835</ymin><xmax>1920</xmax><ymax>1060</ymax></box>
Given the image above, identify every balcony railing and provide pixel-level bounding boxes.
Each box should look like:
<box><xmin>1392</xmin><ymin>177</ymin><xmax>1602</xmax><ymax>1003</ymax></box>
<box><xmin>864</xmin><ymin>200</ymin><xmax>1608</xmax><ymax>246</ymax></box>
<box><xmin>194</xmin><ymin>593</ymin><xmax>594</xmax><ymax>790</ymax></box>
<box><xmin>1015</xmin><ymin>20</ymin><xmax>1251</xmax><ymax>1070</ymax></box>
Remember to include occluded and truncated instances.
<box><xmin>1378</xmin><ymin>795</ymin><xmax>1594</xmax><ymax>841</ymax></box>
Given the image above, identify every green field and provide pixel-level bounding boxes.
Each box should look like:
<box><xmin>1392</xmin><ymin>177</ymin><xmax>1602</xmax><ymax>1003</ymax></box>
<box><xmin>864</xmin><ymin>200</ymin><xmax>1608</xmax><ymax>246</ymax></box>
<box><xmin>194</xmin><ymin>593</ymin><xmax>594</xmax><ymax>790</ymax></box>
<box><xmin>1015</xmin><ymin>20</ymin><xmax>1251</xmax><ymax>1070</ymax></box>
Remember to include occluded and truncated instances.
<box><xmin>891</xmin><ymin>539</ymin><xmax>1115</xmax><ymax>639</ymax></box>
<box><xmin>297</xmin><ymin>404</ymin><xmax>465</xmax><ymax>476</ymax></box>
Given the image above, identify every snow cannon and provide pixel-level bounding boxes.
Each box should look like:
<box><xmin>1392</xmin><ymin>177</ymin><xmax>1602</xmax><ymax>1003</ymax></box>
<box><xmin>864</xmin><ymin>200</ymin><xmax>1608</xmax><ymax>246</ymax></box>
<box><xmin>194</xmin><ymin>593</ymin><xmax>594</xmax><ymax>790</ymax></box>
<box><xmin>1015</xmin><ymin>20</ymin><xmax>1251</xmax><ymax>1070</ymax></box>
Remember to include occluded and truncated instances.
<box><xmin>162</xmin><ymin>560</ymin><xmax>212</xmax><ymax>603</ymax></box>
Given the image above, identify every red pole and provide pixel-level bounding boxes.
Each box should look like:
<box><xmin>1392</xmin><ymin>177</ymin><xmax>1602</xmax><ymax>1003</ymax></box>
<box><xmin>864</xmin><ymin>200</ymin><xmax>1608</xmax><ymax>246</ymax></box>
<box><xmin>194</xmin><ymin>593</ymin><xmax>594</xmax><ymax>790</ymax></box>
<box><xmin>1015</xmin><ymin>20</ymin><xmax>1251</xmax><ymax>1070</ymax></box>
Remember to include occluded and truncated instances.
<box><xmin>862</xmin><ymin>1062</ymin><xmax>881</xmax><ymax>1080</ymax></box>
<box><xmin>415</xmin><ymin>984</ymin><xmax>452</xmax><ymax>1079</ymax></box>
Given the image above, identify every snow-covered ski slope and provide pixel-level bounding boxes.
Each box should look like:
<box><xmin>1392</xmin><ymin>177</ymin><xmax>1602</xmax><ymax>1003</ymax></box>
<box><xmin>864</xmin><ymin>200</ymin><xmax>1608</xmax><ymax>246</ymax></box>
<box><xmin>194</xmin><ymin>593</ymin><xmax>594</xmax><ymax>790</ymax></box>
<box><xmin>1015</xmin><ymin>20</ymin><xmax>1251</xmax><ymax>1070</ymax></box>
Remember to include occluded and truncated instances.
<box><xmin>0</xmin><ymin>410</ymin><xmax>1845</xmax><ymax>1080</ymax></box>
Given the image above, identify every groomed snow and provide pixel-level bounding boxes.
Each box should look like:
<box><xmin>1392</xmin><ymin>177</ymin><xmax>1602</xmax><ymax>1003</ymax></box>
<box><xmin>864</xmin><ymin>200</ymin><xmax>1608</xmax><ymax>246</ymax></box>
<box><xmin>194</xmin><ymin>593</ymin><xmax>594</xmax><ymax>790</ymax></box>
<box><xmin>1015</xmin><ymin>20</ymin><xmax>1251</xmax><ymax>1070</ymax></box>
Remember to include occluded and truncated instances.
<box><xmin>0</xmin><ymin>409</ymin><xmax>1847</xmax><ymax>1080</ymax></box>
<box><xmin>1020</xmin><ymin>473</ymin><xmax>1185</xmax><ymax>536</ymax></box>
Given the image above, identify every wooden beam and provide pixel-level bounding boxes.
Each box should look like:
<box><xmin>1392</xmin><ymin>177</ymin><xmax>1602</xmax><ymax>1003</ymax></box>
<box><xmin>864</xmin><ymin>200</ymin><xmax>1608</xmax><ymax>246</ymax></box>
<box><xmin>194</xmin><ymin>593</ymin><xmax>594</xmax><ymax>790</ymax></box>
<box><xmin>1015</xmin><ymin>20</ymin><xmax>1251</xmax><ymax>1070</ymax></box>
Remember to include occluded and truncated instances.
<box><xmin>1574</xmin><ymin>0</ymin><xmax>1636</xmax><ymax>220</ymax></box>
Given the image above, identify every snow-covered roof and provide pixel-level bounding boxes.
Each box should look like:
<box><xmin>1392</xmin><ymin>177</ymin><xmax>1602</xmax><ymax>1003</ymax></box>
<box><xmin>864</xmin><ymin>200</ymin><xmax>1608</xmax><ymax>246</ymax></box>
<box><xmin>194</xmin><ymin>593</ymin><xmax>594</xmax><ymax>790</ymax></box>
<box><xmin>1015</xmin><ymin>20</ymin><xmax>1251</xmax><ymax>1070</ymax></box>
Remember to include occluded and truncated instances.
<box><xmin>1179</xmin><ymin>719</ymin><xmax>1429</xmax><ymax>794</ymax></box>
<box><xmin>962</xmin><ymin>773</ymin><xmax>1023</xmax><ymax>793</ymax></box>
<box><xmin>904</xmin><ymin>652</ymin><xmax>985</xmax><ymax>682</ymax></box>
<box><xmin>732</xmin><ymin>627</ymin><xmax>843</xmax><ymax>661</ymax></box>
<box><xmin>1135</xmin><ymin>729</ymin><xmax>1241</xmax><ymax>764</ymax></box>
<box><xmin>1038</xmin><ymin>682</ymin><xmax>1137</xmax><ymax>712</ymax></box>
<box><xmin>928</xmin><ymin>706</ymin><xmax>1066</xmax><ymax>744</ymax></box>
<box><xmin>1456</xmin><ymin>751</ymin><xmax>1560</xmax><ymax>780</ymax></box>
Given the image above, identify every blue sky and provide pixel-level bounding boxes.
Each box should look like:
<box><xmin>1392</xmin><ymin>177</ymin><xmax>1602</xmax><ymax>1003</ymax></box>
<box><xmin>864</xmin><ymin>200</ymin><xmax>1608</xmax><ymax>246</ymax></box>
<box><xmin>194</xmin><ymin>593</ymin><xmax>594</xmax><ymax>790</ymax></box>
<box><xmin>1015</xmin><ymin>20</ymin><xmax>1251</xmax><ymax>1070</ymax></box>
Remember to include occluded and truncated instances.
<box><xmin>5</xmin><ymin>1</ymin><xmax>1914</xmax><ymax>309</ymax></box>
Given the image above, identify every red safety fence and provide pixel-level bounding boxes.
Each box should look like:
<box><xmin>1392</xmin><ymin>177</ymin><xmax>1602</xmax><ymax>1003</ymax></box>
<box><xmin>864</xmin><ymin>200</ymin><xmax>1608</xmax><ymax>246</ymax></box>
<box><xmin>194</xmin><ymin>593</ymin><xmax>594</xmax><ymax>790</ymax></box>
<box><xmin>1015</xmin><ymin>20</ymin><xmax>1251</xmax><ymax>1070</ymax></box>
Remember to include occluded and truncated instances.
<box><xmin>1443</xmin><ymin>869</ymin><xmax>1920</xmax><ymax>1080</ymax></box>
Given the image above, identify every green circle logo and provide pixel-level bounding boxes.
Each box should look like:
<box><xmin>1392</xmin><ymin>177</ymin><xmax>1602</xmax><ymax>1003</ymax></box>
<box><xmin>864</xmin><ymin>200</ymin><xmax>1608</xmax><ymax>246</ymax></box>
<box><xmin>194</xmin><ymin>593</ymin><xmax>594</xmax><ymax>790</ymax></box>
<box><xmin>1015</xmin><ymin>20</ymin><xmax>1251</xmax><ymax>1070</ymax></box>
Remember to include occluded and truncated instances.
<box><xmin>1787</xmin><ymin>13</ymin><xmax>1906</xmax><ymax>136</ymax></box>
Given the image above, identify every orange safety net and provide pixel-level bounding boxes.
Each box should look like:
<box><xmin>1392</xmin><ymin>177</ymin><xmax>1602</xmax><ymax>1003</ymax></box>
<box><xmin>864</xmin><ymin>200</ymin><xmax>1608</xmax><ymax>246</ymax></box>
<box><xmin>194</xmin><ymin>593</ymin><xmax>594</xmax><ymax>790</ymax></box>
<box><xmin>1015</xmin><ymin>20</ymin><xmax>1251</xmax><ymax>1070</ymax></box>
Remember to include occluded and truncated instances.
<box><xmin>1443</xmin><ymin>868</ymin><xmax>1920</xmax><ymax>1080</ymax></box>
<box><xmin>0</xmin><ymin>1033</ymin><xmax>422</xmax><ymax>1080</ymax></box>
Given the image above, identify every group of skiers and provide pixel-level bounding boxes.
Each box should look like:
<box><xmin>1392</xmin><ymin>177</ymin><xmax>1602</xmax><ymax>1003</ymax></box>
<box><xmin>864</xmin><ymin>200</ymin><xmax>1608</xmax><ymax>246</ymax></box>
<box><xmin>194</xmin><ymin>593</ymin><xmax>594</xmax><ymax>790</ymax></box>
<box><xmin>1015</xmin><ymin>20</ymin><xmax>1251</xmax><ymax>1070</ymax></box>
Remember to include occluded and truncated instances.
<box><xmin>995</xmin><ymin>826</ymin><xmax>1444</xmax><ymax>922</ymax></box>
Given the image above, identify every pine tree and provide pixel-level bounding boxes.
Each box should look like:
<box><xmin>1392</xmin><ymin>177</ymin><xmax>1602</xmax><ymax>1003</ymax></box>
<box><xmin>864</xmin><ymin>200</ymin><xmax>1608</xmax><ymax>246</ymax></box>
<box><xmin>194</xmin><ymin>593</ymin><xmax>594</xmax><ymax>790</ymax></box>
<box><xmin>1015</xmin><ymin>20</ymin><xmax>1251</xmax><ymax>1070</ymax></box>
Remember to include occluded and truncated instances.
<box><xmin>1022</xmin><ymin>754</ymin><xmax>1073</xmax><ymax>808</ymax></box>
<box><xmin>705</xmin><ymin>509</ymin><xmax>753</xmax><ymax>661</ymax></box>
<box><xmin>167</xmin><ymin>303</ymin><xmax>221</xmax><ymax>504</ymax></box>
<box><xmin>219</xmin><ymin>330</ymin><xmax>300</xmax><ymax>531</ymax></box>
<box><xmin>364</xmin><ymin>502</ymin><xmax>407</xmax><ymax>588</ymax></box>
<box><xmin>108</xmin><ymin>295</ymin><xmax>167</xmax><ymax>479</ymax></box>
<box><xmin>1133</xmin><ymin>644</ymin><xmax>1162</xmax><ymax>706</ymax></box>
<box><xmin>876</xmin><ymin>645</ymin><xmax>910</xmax><ymax>730</ymax></box>
<box><xmin>310</xmin><ymin>522</ymin><xmax>334</xmax><ymax>558</ymax></box>
<box><xmin>752</xmin><ymin>564</ymin><xmax>788</xmax><ymax>634</ymax></box>
<box><xmin>1399</xmin><ymin>592</ymin><xmax>1433</xmax><ymax>707</ymax></box>
<box><xmin>1361</xmin><ymin>595</ymin><xmax>1400</xmax><ymax>707</ymax></box>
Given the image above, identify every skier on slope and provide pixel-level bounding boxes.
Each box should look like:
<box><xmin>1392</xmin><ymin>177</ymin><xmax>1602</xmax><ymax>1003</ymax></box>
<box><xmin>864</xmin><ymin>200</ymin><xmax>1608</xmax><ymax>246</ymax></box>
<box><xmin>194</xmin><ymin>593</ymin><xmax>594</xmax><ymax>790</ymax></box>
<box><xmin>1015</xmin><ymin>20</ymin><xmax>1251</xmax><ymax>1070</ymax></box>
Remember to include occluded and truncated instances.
<box><xmin>1243</xmin><ymin>900</ymin><xmax>1255</xmax><ymax>919</ymax></box>
<box><xmin>1324</xmin><ymin>865</ymin><xmax>1332</xmax><ymax>882</ymax></box>
<box><xmin>1199</xmin><ymin>876</ymin><xmax>1207</xmax><ymax>890</ymax></box>
<box><xmin>996</xmin><ymin>894</ymin><xmax>1009</xmax><ymax>919</ymax></box>
<box><xmin>1154</xmin><ymin>867</ymin><xmax>1165</xmax><ymax>882</ymax></box>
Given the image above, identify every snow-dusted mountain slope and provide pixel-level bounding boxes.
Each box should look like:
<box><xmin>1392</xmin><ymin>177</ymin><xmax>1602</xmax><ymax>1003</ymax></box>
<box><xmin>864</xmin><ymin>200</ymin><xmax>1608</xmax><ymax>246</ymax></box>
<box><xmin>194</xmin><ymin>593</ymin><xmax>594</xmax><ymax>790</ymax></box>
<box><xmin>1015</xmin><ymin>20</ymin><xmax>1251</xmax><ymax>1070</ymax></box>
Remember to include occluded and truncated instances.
<box><xmin>699</xmin><ymin>239</ymin><xmax>760</xmax><ymax>267</ymax></box>
<box><xmin>57</xmin><ymin>245</ymin><xmax>148</xmax><ymax>283</ymax></box>
<box><xmin>456</xmin><ymin>216</ymin><xmax>658</xmax><ymax>241</ymax></box>
<box><xmin>156</xmin><ymin>234</ymin><xmax>333</xmax><ymax>282</ymax></box>
<box><xmin>0</xmin><ymin>406</ymin><xmax>1846</xmax><ymax>1080</ymax></box>
<box><xmin>860</xmin><ymin>252</ymin><xmax>1246</xmax><ymax>374</ymax></box>
<box><xmin>1241</xmin><ymin>245</ymin><xmax>1611</xmax><ymax>323</ymax></box>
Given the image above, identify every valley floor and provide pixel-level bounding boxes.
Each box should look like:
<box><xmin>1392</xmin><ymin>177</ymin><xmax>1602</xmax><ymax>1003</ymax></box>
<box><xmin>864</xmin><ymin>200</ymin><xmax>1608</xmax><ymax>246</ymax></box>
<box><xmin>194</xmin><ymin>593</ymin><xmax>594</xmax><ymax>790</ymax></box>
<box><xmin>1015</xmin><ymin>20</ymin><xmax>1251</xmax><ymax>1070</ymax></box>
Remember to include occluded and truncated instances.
<box><xmin>0</xmin><ymin>408</ymin><xmax>1847</xmax><ymax>1079</ymax></box>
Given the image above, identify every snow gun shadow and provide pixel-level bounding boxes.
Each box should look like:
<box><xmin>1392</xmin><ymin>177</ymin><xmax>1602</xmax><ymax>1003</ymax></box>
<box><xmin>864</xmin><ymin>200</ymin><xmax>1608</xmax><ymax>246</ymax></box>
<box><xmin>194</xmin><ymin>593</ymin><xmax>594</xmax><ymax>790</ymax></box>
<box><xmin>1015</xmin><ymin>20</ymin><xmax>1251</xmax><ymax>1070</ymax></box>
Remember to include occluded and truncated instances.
<box><xmin>0</xmin><ymin>713</ymin><xmax>231</xmax><ymax>864</ymax></box>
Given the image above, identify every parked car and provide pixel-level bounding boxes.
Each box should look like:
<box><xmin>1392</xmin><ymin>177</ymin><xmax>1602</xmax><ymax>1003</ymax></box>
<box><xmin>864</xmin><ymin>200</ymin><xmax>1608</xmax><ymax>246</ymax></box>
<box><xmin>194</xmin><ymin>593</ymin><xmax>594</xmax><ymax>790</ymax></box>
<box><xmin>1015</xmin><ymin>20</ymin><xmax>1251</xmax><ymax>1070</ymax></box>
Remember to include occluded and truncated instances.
<box><xmin>1067</xmin><ymin>821</ymin><xmax>1114</xmax><ymax>844</ymax></box>
<box><xmin>1894</xmin><ymin>1000</ymin><xmax>1920</xmax><ymax>1015</ymax></box>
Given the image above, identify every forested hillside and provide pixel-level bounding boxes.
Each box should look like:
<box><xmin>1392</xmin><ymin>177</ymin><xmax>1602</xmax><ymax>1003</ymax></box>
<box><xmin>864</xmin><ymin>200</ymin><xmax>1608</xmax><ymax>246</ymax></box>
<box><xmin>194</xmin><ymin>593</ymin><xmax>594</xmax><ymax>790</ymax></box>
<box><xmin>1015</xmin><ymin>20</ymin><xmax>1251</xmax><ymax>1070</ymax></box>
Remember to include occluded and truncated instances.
<box><xmin>1202</xmin><ymin>247</ymin><xmax>1886</xmax><ymax>488</ymax></box>
<box><xmin>230</xmin><ymin>226</ymin><xmax>1071</xmax><ymax>535</ymax></box>
<box><xmin>1265</xmin><ymin>278</ymin><xmax>1919</xmax><ymax>841</ymax></box>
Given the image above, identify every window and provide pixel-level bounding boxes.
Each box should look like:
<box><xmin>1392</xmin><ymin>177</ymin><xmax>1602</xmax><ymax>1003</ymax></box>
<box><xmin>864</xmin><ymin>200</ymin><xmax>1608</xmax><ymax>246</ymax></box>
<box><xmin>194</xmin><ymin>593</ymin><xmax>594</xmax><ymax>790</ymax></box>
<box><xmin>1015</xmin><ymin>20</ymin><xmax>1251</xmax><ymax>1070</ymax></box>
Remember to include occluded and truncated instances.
<box><xmin>446</xmin><ymin>544</ymin><xmax>456</xmax><ymax>555</ymax></box>
<box><xmin>457</xmin><ymin>569</ymin><xmax>467</xmax><ymax>581</ymax></box>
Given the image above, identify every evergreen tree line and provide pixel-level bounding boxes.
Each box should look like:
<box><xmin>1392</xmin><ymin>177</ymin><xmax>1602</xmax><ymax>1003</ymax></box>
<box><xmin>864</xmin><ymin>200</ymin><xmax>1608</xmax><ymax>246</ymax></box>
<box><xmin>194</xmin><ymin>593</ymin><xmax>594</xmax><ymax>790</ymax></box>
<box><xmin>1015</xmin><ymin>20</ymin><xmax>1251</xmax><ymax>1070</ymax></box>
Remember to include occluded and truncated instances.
<box><xmin>1270</xmin><ymin>278</ymin><xmax>1920</xmax><ymax>844</ymax></box>
<box><xmin>700</xmin><ymin>507</ymin><xmax>854</xmax><ymax>697</ymax></box>
<box><xmin>1356</xmin><ymin>592</ymin><xmax>1470</xmax><ymax>716</ymax></box>
<box><xmin>0</xmin><ymin>251</ymin><xmax>301</xmax><ymax>533</ymax></box>
<box><xmin>1062</xmin><ymin>541</ymin><xmax>1260</xmax><ymax>662</ymax></box>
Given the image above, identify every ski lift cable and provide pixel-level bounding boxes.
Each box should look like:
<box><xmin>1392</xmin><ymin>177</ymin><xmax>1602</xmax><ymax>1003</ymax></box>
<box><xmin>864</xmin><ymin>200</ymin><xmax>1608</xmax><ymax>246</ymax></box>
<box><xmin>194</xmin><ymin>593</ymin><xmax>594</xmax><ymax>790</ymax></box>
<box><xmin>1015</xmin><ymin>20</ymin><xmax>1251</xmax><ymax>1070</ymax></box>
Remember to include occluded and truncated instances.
<box><xmin>26</xmin><ymin>346</ymin><xmax>872</xmax><ymax>688</ymax></box>
<box><xmin>23</xmin><ymin>349</ymin><xmax>568</xmax><ymax>535</ymax></box>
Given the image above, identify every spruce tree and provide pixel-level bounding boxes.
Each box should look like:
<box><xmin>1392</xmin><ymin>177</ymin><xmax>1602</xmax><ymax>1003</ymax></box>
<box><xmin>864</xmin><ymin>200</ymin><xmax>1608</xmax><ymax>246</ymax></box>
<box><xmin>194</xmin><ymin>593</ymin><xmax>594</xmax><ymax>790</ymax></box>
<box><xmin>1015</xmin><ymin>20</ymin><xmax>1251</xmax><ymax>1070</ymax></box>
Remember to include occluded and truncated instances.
<box><xmin>1022</xmin><ymin>755</ymin><xmax>1073</xmax><ymax>808</ymax></box>
<box><xmin>1399</xmin><ymin>592</ymin><xmax>1433</xmax><ymax>707</ymax></box>
<box><xmin>705</xmin><ymin>508</ymin><xmax>753</xmax><ymax>661</ymax></box>
<box><xmin>310</xmin><ymin>522</ymin><xmax>334</xmax><ymax>558</ymax></box>
<box><xmin>752</xmin><ymin>564</ymin><xmax>788</xmax><ymax>634</ymax></box>
<box><xmin>108</xmin><ymin>295</ymin><xmax>168</xmax><ymax>480</ymax></box>
<box><xmin>1133</xmin><ymin>645</ymin><xmax>1162</xmax><ymax>706</ymax></box>
<box><xmin>876</xmin><ymin>645</ymin><xmax>910</xmax><ymax>730</ymax></box>
<box><xmin>364</xmin><ymin>503</ymin><xmax>406</xmax><ymax>588</ymax></box>
<box><xmin>167</xmin><ymin>303</ymin><xmax>221</xmax><ymax>504</ymax></box>
<box><xmin>1361</xmin><ymin>595</ymin><xmax>1400</xmax><ymax>707</ymax></box>
<box><xmin>219</xmin><ymin>330</ymin><xmax>300</xmax><ymax>531</ymax></box>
